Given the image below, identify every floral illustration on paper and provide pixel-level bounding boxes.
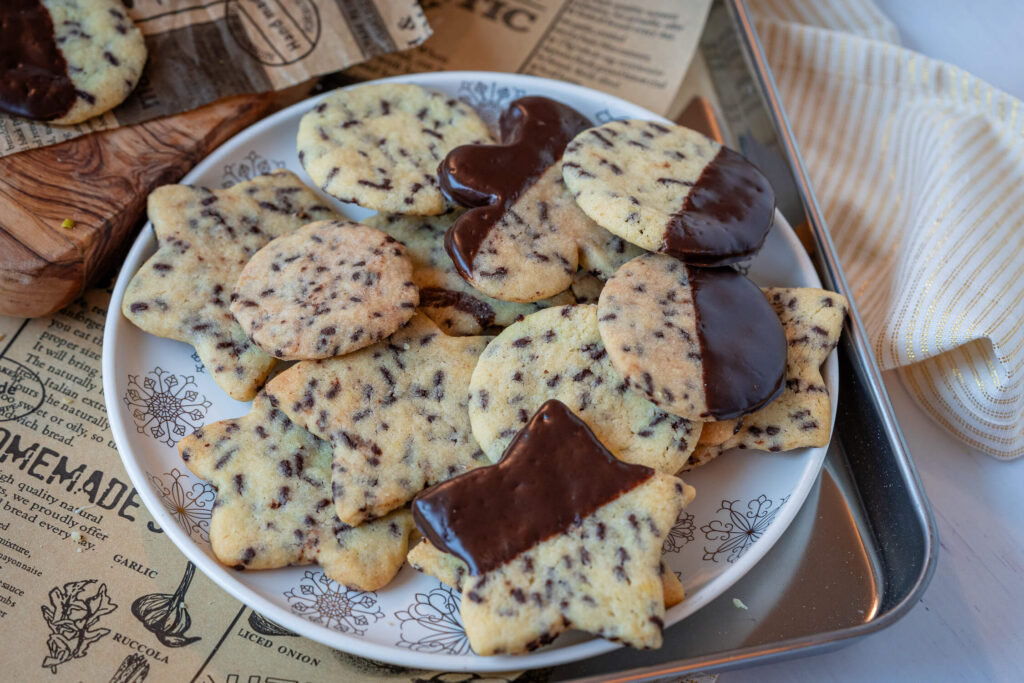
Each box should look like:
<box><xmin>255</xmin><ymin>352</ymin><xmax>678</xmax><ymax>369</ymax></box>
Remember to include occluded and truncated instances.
<box><xmin>40</xmin><ymin>579</ymin><xmax>118</xmax><ymax>674</ymax></box>
<box><xmin>662</xmin><ymin>509</ymin><xmax>697</xmax><ymax>553</ymax></box>
<box><xmin>189</xmin><ymin>350</ymin><xmax>205</xmax><ymax>374</ymax></box>
<box><xmin>700</xmin><ymin>494</ymin><xmax>790</xmax><ymax>563</ymax></box>
<box><xmin>123</xmin><ymin>367</ymin><xmax>211</xmax><ymax>447</ymax></box>
<box><xmin>395</xmin><ymin>583</ymin><xmax>470</xmax><ymax>656</ymax></box>
<box><xmin>284</xmin><ymin>570</ymin><xmax>384</xmax><ymax>635</ymax></box>
<box><xmin>457</xmin><ymin>81</ymin><xmax>527</xmax><ymax>128</ymax></box>
<box><xmin>221</xmin><ymin>150</ymin><xmax>286</xmax><ymax>188</ymax></box>
<box><xmin>146</xmin><ymin>468</ymin><xmax>216</xmax><ymax>542</ymax></box>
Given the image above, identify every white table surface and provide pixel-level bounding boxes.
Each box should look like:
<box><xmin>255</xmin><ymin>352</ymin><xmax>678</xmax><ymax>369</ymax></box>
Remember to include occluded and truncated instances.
<box><xmin>729</xmin><ymin>2</ymin><xmax>1024</xmax><ymax>681</ymax></box>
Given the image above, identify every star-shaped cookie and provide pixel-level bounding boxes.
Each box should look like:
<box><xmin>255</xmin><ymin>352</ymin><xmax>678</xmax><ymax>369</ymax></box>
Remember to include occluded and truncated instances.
<box><xmin>266</xmin><ymin>314</ymin><xmax>490</xmax><ymax>526</ymax></box>
<box><xmin>684</xmin><ymin>287</ymin><xmax>848</xmax><ymax>469</ymax></box>
<box><xmin>179</xmin><ymin>392</ymin><xmax>415</xmax><ymax>591</ymax></box>
<box><xmin>413</xmin><ymin>400</ymin><xmax>694</xmax><ymax>655</ymax></box>
<box><xmin>122</xmin><ymin>170</ymin><xmax>336</xmax><ymax>400</ymax></box>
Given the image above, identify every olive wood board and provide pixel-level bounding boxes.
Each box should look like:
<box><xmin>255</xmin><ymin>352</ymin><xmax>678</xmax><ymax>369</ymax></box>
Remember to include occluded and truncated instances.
<box><xmin>0</xmin><ymin>87</ymin><xmax>310</xmax><ymax>318</ymax></box>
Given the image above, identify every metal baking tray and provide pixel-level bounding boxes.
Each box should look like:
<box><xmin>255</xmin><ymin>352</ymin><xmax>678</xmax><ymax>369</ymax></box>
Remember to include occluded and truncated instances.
<box><xmin>539</xmin><ymin>1</ymin><xmax>938</xmax><ymax>679</ymax></box>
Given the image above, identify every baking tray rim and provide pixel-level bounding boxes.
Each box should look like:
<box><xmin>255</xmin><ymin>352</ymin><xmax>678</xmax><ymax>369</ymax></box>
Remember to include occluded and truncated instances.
<box><xmin>728</xmin><ymin>0</ymin><xmax>939</xmax><ymax>645</ymax></box>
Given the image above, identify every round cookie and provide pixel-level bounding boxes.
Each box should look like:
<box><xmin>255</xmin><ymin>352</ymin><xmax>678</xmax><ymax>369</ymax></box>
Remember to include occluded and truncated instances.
<box><xmin>297</xmin><ymin>83</ymin><xmax>491</xmax><ymax>215</ymax></box>
<box><xmin>231</xmin><ymin>220</ymin><xmax>418</xmax><ymax>360</ymax></box>
<box><xmin>440</xmin><ymin>96</ymin><xmax>644</xmax><ymax>302</ymax></box>
<box><xmin>1</xmin><ymin>0</ymin><xmax>147</xmax><ymax>124</ymax></box>
<box><xmin>122</xmin><ymin>170</ymin><xmax>338</xmax><ymax>401</ymax></box>
<box><xmin>562</xmin><ymin>120</ymin><xmax>774</xmax><ymax>265</ymax></box>
<box><xmin>596</xmin><ymin>253</ymin><xmax>786</xmax><ymax>421</ymax></box>
<box><xmin>468</xmin><ymin>303</ymin><xmax>697</xmax><ymax>474</ymax></box>
<box><xmin>365</xmin><ymin>211</ymin><xmax>574</xmax><ymax>336</ymax></box>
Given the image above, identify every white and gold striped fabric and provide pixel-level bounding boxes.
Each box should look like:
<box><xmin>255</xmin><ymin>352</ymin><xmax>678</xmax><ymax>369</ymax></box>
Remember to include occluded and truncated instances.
<box><xmin>748</xmin><ymin>0</ymin><xmax>1024</xmax><ymax>458</ymax></box>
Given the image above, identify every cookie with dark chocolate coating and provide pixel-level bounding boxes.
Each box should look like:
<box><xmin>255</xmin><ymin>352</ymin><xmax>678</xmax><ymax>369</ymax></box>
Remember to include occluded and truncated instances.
<box><xmin>0</xmin><ymin>0</ymin><xmax>147</xmax><ymax>124</ymax></box>
<box><xmin>683</xmin><ymin>286</ymin><xmax>847</xmax><ymax>470</ymax></box>
<box><xmin>597</xmin><ymin>253</ymin><xmax>787</xmax><ymax>421</ymax></box>
<box><xmin>562</xmin><ymin>119</ymin><xmax>774</xmax><ymax>265</ymax></box>
<box><xmin>365</xmin><ymin>211</ymin><xmax>574</xmax><ymax>336</ymax></box>
<box><xmin>412</xmin><ymin>400</ymin><xmax>694</xmax><ymax>654</ymax></box>
<box><xmin>440</xmin><ymin>96</ymin><xmax>644</xmax><ymax>303</ymax></box>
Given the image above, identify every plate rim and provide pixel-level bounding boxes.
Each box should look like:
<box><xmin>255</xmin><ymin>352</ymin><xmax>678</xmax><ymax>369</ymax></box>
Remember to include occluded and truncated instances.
<box><xmin>102</xmin><ymin>70</ymin><xmax>835</xmax><ymax>672</ymax></box>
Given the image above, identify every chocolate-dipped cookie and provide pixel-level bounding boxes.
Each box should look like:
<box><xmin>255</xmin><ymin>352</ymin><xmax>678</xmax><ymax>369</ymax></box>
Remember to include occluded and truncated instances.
<box><xmin>365</xmin><ymin>211</ymin><xmax>574</xmax><ymax>336</ymax></box>
<box><xmin>1</xmin><ymin>0</ymin><xmax>146</xmax><ymax>124</ymax></box>
<box><xmin>685</xmin><ymin>286</ymin><xmax>847</xmax><ymax>469</ymax></box>
<box><xmin>412</xmin><ymin>400</ymin><xmax>694</xmax><ymax>655</ymax></box>
<box><xmin>561</xmin><ymin>119</ymin><xmax>774</xmax><ymax>265</ymax></box>
<box><xmin>440</xmin><ymin>96</ymin><xmax>643</xmax><ymax>303</ymax></box>
<box><xmin>597</xmin><ymin>254</ymin><xmax>787</xmax><ymax>421</ymax></box>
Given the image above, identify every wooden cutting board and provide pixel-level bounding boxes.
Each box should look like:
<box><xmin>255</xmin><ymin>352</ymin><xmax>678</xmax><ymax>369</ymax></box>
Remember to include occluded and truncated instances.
<box><xmin>0</xmin><ymin>88</ymin><xmax>309</xmax><ymax>318</ymax></box>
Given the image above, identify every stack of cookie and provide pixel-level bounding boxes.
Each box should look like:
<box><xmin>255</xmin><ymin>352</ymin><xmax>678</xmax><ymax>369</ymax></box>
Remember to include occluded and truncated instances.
<box><xmin>122</xmin><ymin>82</ymin><xmax>848</xmax><ymax>656</ymax></box>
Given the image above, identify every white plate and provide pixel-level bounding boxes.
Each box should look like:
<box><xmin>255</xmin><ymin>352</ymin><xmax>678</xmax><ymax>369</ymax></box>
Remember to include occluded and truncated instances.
<box><xmin>103</xmin><ymin>71</ymin><xmax>837</xmax><ymax>672</ymax></box>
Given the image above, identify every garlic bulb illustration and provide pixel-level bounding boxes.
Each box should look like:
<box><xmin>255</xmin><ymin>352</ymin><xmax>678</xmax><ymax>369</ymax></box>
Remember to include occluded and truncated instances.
<box><xmin>130</xmin><ymin>562</ymin><xmax>201</xmax><ymax>648</ymax></box>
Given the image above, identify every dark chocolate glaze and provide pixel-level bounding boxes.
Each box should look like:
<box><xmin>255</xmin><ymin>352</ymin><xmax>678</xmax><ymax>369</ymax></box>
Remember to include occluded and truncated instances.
<box><xmin>412</xmin><ymin>399</ymin><xmax>654</xmax><ymax>576</ymax></box>
<box><xmin>418</xmin><ymin>287</ymin><xmax>495</xmax><ymax>329</ymax></box>
<box><xmin>0</xmin><ymin>0</ymin><xmax>77</xmax><ymax>120</ymax></box>
<box><xmin>662</xmin><ymin>145</ymin><xmax>775</xmax><ymax>266</ymax></box>
<box><xmin>440</xmin><ymin>96</ymin><xmax>592</xmax><ymax>279</ymax></box>
<box><xmin>687</xmin><ymin>265</ymin><xmax>786</xmax><ymax>419</ymax></box>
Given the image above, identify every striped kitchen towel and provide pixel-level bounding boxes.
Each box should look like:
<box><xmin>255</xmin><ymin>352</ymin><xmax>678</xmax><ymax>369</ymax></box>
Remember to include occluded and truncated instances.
<box><xmin>748</xmin><ymin>0</ymin><xmax>1024</xmax><ymax>458</ymax></box>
